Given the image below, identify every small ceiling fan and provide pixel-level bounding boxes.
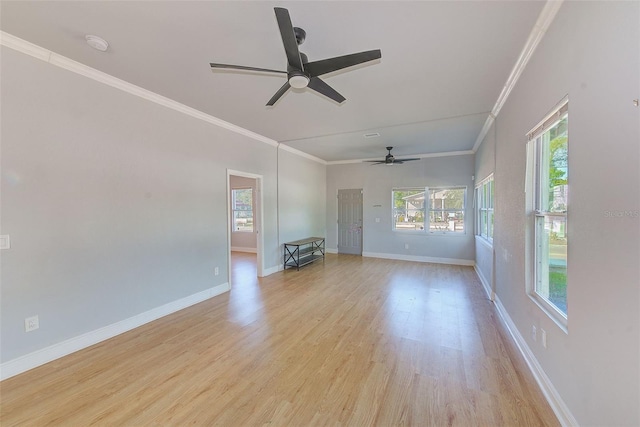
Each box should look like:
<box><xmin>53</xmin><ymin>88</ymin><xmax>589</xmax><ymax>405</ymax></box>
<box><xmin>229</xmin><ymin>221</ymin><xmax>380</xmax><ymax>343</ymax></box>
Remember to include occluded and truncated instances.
<box><xmin>209</xmin><ymin>7</ymin><xmax>381</xmax><ymax>106</ymax></box>
<box><xmin>365</xmin><ymin>147</ymin><xmax>421</xmax><ymax>165</ymax></box>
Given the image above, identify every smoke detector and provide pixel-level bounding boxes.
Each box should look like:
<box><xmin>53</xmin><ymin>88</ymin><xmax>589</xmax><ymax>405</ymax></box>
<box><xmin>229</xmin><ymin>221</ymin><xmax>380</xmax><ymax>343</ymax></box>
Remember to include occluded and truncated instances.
<box><xmin>85</xmin><ymin>35</ymin><xmax>109</xmax><ymax>52</ymax></box>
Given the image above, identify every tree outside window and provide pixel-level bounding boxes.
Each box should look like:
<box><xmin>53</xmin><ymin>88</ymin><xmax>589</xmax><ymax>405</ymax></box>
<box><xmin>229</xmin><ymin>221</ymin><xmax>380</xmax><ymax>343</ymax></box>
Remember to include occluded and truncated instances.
<box><xmin>529</xmin><ymin>100</ymin><xmax>568</xmax><ymax>319</ymax></box>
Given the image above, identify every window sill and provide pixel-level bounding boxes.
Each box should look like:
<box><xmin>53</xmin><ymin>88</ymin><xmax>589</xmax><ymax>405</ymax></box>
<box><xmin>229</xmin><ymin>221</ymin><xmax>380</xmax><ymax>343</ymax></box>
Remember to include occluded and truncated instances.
<box><xmin>528</xmin><ymin>293</ymin><xmax>568</xmax><ymax>333</ymax></box>
<box><xmin>475</xmin><ymin>235</ymin><xmax>493</xmax><ymax>249</ymax></box>
<box><xmin>392</xmin><ymin>230</ymin><xmax>467</xmax><ymax>236</ymax></box>
<box><xmin>429</xmin><ymin>232</ymin><xmax>467</xmax><ymax>237</ymax></box>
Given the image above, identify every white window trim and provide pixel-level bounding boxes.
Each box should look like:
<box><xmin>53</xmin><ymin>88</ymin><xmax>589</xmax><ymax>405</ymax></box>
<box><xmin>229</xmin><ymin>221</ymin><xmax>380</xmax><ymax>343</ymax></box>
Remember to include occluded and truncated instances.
<box><xmin>526</xmin><ymin>97</ymin><xmax>569</xmax><ymax>330</ymax></box>
<box><xmin>231</xmin><ymin>187</ymin><xmax>254</xmax><ymax>233</ymax></box>
<box><xmin>475</xmin><ymin>174</ymin><xmax>494</xmax><ymax>245</ymax></box>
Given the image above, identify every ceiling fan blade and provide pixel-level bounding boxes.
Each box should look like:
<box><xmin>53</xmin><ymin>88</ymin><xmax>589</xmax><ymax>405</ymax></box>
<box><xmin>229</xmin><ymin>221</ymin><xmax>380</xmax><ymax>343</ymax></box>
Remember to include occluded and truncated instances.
<box><xmin>398</xmin><ymin>158</ymin><xmax>421</xmax><ymax>162</ymax></box>
<box><xmin>305</xmin><ymin>50</ymin><xmax>382</xmax><ymax>77</ymax></box>
<box><xmin>366</xmin><ymin>161</ymin><xmax>387</xmax><ymax>165</ymax></box>
<box><xmin>307</xmin><ymin>77</ymin><xmax>346</xmax><ymax>103</ymax></box>
<box><xmin>266</xmin><ymin>81</ymin><xmax>291</xmax><ymax>106</ymax></box>
<box><xmin>274</xmin><ymin>8</ymin><xmax>304</xmax><ymax>71</ymax></box>
<box><xmin>210</xmin><ymin>63</ymin><xmax>287</xmax><ymax>74</ymax></box>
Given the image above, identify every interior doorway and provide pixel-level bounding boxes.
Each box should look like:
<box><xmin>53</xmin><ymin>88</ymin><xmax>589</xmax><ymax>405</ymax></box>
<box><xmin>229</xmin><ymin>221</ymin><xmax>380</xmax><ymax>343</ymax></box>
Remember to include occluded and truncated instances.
<box><xmin>337</xmin><ymin>188</ymin><xmax>363</xmax><ymax>255</ymax></box>
<box><xmin>227</xmin><ymin>170</ymin><xmax>264</xmax><ymax>289</ymax></box>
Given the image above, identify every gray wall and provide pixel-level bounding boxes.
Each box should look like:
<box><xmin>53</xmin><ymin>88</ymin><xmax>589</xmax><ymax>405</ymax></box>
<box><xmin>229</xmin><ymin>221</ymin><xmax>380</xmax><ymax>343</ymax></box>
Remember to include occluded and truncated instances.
<box><xmin>0</xmin><ymin>45</ymin><xmax>325</xmax><ymax>364</ymax></box>
<box><xmin>229</xmin><ymin>175</ymin><xmax>257</xmax><ymax>251</ymax></box>
<box><xmin>326</xmin><ymin>155</ymin><xmax>475</xmax><ymax>263</ymax></box>
<box><xmin>476</xmin><ymin>2</ymin><xmax>639</xmax><ymax>424</ymax></box>
<box><xmin>474</xmin><ymin>123</ymin><xmax>495</xmax><ymax>185</ymax></box>
<box><xmin>278</xmin><ymin>149</ymin><xmax>326</xmax><ymax>246</ymax></box>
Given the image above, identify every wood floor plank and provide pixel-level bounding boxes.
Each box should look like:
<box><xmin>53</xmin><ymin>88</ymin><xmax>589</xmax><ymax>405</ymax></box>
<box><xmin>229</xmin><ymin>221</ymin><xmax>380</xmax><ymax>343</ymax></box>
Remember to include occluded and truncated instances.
<box><xmin>0</xmin><ymin>253</ymin><xmax>559</xmax><ymax>426</ymax></box>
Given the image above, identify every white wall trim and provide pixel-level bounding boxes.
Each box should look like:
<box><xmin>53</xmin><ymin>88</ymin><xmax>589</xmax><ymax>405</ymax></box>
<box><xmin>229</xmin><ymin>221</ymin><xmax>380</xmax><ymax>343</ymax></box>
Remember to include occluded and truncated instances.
<box><xmin>474</xmin><ymin>265</ymin><xmax>494</xmax><ymax>301</ymax></box>
<box><xmin>278</xmin><ymin>143</ymin><xmax>327</xmax><ymax>165</ymax></box>
<box><xmin>0</xmin><ymin>31</ymin><xmax>283</xmax><ymax>149</ymax></box>
<box><xmin>471</xmin><ymin>0</ymin><xmax>564</xmax><ymax>152</ymax></box>
<box><xmin>262</xmin><ymin>265</ymin><xmax>282</xmax><ymax>276</ymax></box>
<box><xmin>0</xmin><ymin>283</ymin><xmax>229</xmax><ymax>381</ymax></box>
<box><xmin>227</xmin><ymin>169</ymin><xmax>265</xmax><ymax>279</ymax></box>
<box><xmin>493</xmin><ymin>296</ymin><xmax>578</xmax><ymax>427</ymax></box>
<box><xmin>230</xmin><ymin>246</ymin><xmax>257</xmax><ymax>253</ymax></box>
<box><xmin>363</xmin><ymin>251</ymin><xmax>474</xmax><ymax>266</ymax></box>
<box><xmin>325</xmin><ymin>248</ymin><xmax>338</xmax><ymax>254</ymax></box>
<box><xmin>328</xmin><ymin>150</ymin><xmax>474</xmax><ymax>165</ymax></box>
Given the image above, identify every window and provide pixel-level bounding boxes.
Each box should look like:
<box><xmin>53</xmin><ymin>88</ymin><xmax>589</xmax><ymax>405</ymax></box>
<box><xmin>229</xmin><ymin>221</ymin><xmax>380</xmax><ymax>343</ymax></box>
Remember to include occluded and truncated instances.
<box><xmin>392</xmin><ymin>187</ymin><xmax>466</xmax><ymax>233</ymax></box>
<box><xmin>475</xmin><ymin>175</ymin><xmax>494</xmax><ymax>242</ymax></box>
<box><xmin>231</xmin><ymin>188</ymin><xmax>253</xmax><ymax>232</ymax></box>
<box><xmin>528</xmin><ymin>99</ymin><xmax>568</xmax><ymax>319</ymax></box>
<box><xmin>393</xmin><ymin>188</ymin><xmax>425</xmax><ymax>231</ymax></box>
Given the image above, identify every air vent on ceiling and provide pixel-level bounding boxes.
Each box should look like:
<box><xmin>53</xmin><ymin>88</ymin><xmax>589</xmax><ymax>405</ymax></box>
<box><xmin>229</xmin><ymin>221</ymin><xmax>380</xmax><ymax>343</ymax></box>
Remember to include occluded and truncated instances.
<box><xmin>363</xmin><ymin>132</ymin><xmax>380</xmax><ymax>138</ymax></box>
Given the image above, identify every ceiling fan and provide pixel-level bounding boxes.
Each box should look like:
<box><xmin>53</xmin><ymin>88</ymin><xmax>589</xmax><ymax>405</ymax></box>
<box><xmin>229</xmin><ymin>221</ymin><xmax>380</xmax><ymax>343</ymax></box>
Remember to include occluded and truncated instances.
<box><xmin>365</xmin><ymin>147</ymin><xmax>421</xmax><ymax>165</ymax></box>
<box><xmin>209</xmin><ymin>7</ymin><xmax>381</xmax><ymax>106</ymax></box>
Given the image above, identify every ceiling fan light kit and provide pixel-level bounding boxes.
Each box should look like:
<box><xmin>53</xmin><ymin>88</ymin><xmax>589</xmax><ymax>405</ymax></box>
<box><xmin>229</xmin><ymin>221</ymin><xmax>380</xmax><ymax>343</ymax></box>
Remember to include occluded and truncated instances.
<box><xmin>209</xmin><ymin>7</ymin><xmax>381</xmax><ymax>106</ymax></box>
<box><xmin>288</xmin><ymin>74</ymin><xmax>309</xmax><ymax>89</ymax></box>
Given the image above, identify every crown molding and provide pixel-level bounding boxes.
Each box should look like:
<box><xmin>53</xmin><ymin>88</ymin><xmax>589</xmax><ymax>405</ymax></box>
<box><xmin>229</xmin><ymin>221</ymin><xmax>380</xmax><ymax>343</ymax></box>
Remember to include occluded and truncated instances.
<box><xmin>0</xmin><ymin>31</ymin><xmax>51</xmax><ymax>61</ymax></box>
<box><xmin>472</xmin><ymin>0</ymin><xmax>564</xmax><ymax>153</ymax></box>
<box><xmin>278</xmin><ymin>143</ymin><xmax>327</xmax><ymax>165</ymax></box>
<box><xmin>0</xmin><ymin>31</ymin><xmax>280</xmax><ymax>148</ymax></box>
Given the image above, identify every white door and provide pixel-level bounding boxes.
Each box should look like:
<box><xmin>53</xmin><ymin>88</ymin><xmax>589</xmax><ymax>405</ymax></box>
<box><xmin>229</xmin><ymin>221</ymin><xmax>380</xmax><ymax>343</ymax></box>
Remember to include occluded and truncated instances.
<box><xmin>338</xmin><ymin>189</ymin><xmax>363</xmax><ymax>255</ymax></box>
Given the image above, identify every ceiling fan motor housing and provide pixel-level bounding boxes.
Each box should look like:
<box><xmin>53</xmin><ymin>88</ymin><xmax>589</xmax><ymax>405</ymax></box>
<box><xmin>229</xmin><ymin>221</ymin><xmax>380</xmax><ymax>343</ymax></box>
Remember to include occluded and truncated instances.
<box><xmin>294</xmin><ymin>27</ymin><xmax>306</xmax><ymax>45</ymax></box>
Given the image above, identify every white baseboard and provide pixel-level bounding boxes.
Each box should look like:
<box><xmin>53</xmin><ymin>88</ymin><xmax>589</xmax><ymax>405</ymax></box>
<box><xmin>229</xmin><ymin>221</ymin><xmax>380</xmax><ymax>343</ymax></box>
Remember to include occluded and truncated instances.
<box><xmin>230</xmin><ymin>246</ymin><xmax>257</xmax><ymax>253</ymax></box>
<box><xmin>474</xmin><ymin>265</ymin><xmax>494</xmax><ymax>301</ymax></box>
<box><xmin>0</xmin><ymin>283</ymin><xmax>230</xmax><ymax>381</ymax></box>
<box><xmin>325</xmin><ymin>248</ymin><xmax>338</xmax><ymax>254</ymax></box>
<box><xmin>493</xmin><ymin>296</ymin><xmax>578</xmax><ymax>427</ymax></box>
<box><xmin>362</xmin><ymin>251</ymin><xmax>474</xmax><ymax>266</ymax></box>
<box><xmin>261</xmin><ymin>264</ymin><xmax>282</xmax><ymax>277</ymax></box>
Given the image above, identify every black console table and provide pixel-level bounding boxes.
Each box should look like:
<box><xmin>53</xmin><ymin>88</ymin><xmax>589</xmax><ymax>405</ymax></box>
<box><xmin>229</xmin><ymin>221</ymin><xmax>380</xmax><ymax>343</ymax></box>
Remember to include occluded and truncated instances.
<box><xmin>283</xmin><ymin>237</ymin><xmax>325</xmax><ymax>270</ymax></box>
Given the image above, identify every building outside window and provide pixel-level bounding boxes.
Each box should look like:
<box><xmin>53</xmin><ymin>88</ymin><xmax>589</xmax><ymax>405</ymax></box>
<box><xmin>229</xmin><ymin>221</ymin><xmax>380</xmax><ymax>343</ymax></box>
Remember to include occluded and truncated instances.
<box><xmin>528</xmin><ymin>99</ymin><xmax>568</xmax><ymax>319</ymax></box>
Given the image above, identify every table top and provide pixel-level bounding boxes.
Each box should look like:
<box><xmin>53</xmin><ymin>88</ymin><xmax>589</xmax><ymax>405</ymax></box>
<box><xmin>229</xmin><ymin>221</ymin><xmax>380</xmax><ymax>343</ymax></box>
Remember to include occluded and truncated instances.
<box><xmin>284</xmin><ymin>237</ymin><xmax>325</xmax><ymax>246</ymax></box>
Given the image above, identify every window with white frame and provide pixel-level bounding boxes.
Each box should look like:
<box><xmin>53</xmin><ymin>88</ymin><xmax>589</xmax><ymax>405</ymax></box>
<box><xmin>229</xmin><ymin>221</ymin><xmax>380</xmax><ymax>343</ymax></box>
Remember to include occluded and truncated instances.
<box><xmin>231</xmin><ymin>188</ymin><xmax>254</xmax><ymax>232</ymax></box>
<box><xmin>528</xmin><ymin>99</ymin><xmax>568</xmax><ymax>319</ymax></box>
<box><xmin>392</xmin><ymin>187</ymin><xmax>465</xmax><ymax>233</ymax></box>
<box><xmin>475</xmin><ymin>175</ymin><xmax>494</xmax><ymax>242</ymax></box>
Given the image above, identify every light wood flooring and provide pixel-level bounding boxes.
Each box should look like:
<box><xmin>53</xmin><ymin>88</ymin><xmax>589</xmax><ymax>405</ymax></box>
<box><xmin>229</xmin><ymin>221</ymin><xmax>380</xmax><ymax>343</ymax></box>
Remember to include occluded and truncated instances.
<box><xmin>0</xmin><ymin>253</ymin><xmax>559</xmax><ymax>426</ymax></box>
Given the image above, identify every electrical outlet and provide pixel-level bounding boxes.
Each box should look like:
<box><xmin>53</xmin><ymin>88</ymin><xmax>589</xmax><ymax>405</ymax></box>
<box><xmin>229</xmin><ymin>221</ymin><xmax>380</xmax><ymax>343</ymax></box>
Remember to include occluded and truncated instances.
<box><xmin>214</xmin><ymin>267</ymin><xmax>219</xmax><ymax>276</ymax></box>
<box><xmin>531</xmin><ymin>325</ymin><xmax>537</xmax><ymax>341</ymax></box>
<box><xmin>404</xmin><ymin>244</ymin><xmax>409</xmax><ymax>249</ymax></box>
<box><xmin>541</xmin><ymin>329</ymin><xmax>547</xmax><ymax>348</ymax></box>
<box><xmin>25</xmin><ymin>315</ymin><xmax>39</xmax><ymax>332</ymax></box>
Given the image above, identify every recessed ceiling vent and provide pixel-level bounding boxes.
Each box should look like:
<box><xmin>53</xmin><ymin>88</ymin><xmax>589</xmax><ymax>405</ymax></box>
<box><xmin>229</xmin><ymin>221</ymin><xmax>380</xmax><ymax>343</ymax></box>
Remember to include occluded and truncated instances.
<box><xmin>363</xmin><ymin>132</ymin><xmax>380</xmax><ymax>138</ymax></box>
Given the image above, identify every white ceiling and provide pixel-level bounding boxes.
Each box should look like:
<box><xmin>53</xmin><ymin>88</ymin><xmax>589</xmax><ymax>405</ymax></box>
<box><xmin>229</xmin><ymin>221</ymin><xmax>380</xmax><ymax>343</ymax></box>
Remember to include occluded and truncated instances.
<box><xmin>0</xmin><ymin>1</ymin><xmax>545</xmax><ymax>162</ymax></box>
